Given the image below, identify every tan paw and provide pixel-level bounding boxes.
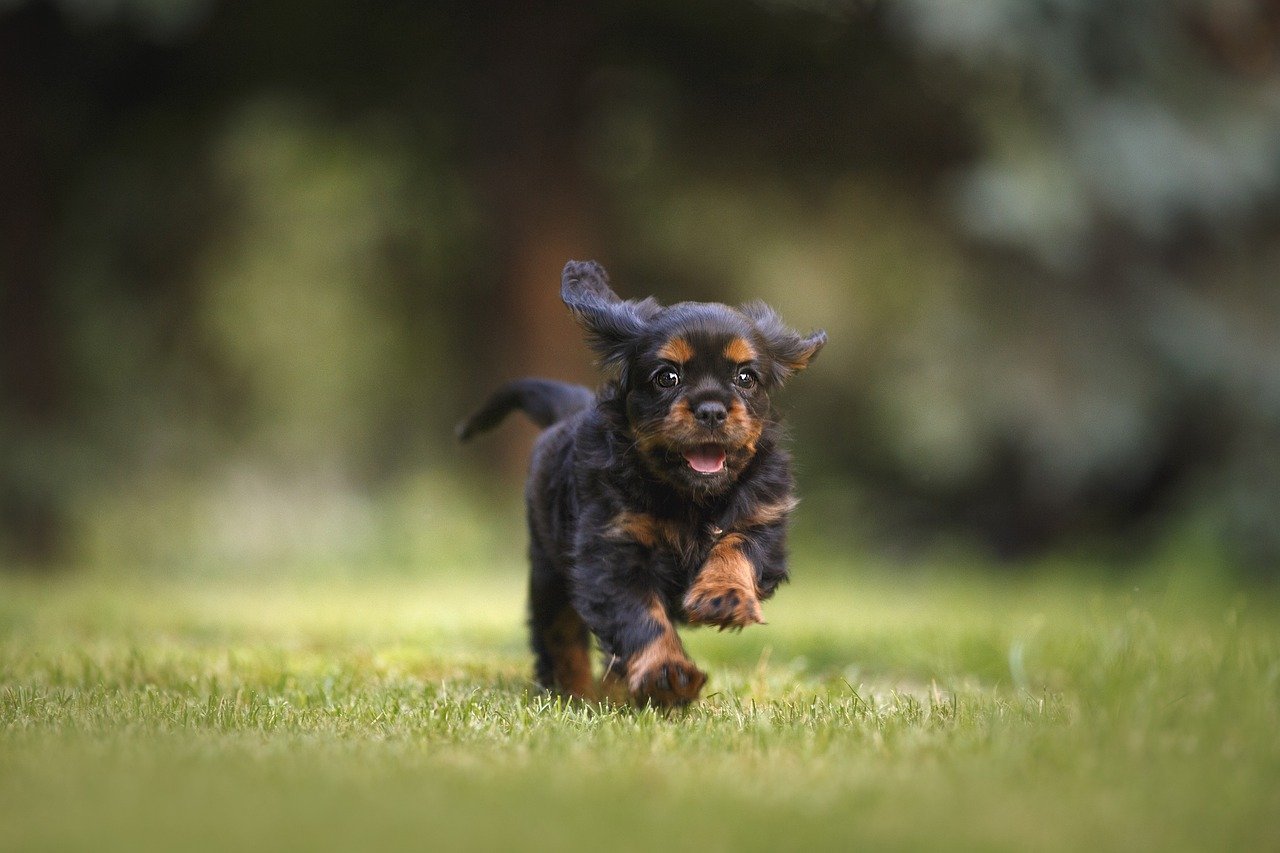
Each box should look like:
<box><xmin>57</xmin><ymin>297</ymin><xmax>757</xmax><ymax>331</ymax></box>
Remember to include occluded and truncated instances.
<box><xmin>683</xmin><ymin>581</ymin><xmax>764</xmax><ymax>631</ymax></box>
<box><xmin>629</xmin><ymin>653</ymin><xmax>707</xmax><ymax>708</ymax></box>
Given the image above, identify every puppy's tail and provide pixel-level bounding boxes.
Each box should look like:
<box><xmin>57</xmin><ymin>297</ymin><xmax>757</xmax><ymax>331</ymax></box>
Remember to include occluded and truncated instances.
<box><xmin>456</xmin><ymin>379</ymin><xmax>595</xmax><ymax>442</ymax></box>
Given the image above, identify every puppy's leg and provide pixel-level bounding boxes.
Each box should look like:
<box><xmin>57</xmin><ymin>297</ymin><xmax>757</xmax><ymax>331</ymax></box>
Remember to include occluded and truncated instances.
<box><xmin>683</xmin><ymin>533</ymin><xmax>766</xmax><ymax>630</ymax></box>
<box><xmin>572</xmin><ymin>551</ymin><xmax>706</xmax><ymax>707</ymax></box>
<box><xmin>529</xmin><ymin>545</ymin><xmax>594</xmax><ymax>699</ymax></box>
<box><xmin>614</xmin><ymin>594</ymin><xmax>707</xmax><ymax>707</ymax></box>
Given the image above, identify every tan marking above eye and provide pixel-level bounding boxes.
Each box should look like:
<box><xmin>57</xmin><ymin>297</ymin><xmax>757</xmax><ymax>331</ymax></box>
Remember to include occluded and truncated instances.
<box><xmin>657</xmin><ymin>337</ymin><xmax>695</xmax><ymax>363</ymax></box>
<box><xmin>723</xmin><ymin>338</ymin><xmax>757</xmax><ymax>364</ymax></box>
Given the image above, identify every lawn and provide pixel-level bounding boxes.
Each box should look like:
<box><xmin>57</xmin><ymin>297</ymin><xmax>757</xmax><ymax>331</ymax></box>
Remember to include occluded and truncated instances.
<box><xmin>1</xmin><ymin>559</ymin><xmax>1277</xmax><ymax>851</ymax></box>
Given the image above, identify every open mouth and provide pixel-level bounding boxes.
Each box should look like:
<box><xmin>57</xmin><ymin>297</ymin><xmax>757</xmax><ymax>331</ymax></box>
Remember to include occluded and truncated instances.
<box><xmin>682</xmin><ymin>444</ymin><xmax>727</xmax><ymax>475</ymax></box>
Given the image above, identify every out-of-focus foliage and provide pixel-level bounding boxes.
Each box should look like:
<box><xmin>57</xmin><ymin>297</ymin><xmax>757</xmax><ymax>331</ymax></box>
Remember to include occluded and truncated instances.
<box><xmin>1</xmin><ymin>0</ymin><xmax>1277</xmax><ymax>574</ymax></box>
<box><xmin>882</xmin><ymin>0</ymin><xmax>1280</xmax><ymax>565</ymax></box>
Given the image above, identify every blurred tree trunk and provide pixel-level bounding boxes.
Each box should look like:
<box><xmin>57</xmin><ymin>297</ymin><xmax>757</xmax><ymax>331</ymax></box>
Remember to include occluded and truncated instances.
<box><xmin>0</xmin><ymin>5</ymin><xmax>66</xmax><ymax>566</ymax></box>
<box><xmin>463</xmin><ymin>4</ymin><xmax>601</xmax><ymax>475</ymax></box>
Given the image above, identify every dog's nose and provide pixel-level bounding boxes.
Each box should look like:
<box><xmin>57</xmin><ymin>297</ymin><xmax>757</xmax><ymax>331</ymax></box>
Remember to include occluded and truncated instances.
<box><xmin>693</xmin><ymin>400</ymin><xmax>728</xmax><ymax>427</ymax></box>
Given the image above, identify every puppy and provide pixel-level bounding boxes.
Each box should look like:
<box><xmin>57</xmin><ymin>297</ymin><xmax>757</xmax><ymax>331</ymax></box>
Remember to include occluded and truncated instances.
<box><xmin>458</xmin><ymin>260</ymin><xmax>825</xmax><ymax>707</ymax></box>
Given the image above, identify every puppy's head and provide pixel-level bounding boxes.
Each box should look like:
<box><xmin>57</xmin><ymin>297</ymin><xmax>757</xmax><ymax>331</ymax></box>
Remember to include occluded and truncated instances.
<box><xmin>562</xmin><ymin>260</ymin><xmax>825</xmax><ymax>496</ymax></box>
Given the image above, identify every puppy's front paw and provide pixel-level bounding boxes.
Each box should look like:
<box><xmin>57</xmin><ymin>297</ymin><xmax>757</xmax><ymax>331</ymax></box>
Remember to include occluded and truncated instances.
<box><xmin>683</xmin><ymin>581</ymin><xmax>764</xmax><ymax>631</ymax></box>
<box><xmin>629</xmin><ymin>653</ymin><xmax>707</xmax><ymax>708</ymax></box>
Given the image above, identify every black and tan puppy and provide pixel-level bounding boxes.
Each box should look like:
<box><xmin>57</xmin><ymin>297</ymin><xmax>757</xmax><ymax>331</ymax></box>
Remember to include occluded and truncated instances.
<box><xmin>458</xmin><ymin>260</ymin><xmax>825</xmax><ymax>707</ymax></box>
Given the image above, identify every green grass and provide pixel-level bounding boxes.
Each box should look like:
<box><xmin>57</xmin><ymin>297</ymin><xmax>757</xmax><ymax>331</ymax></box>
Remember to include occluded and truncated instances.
<box><xmin>2</xmin><ymin>562</ymin><xmax>1278</xmax><ymax>851</ymax></box>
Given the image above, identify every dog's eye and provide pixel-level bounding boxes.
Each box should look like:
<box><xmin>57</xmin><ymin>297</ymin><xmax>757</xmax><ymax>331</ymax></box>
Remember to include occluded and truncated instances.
<box><xmin>654</xmin><ymin>368</ymin><xmax>680</xmax><ymax>389</ymax></box>
<box><xmin>734</xmin><ymin>369</ymin><xmax>758</xmax><ymax>389</ymax></box>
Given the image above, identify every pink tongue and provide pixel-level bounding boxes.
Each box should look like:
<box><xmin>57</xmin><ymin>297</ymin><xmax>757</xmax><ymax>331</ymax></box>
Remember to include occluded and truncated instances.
<box><xmin>683</xmin><ymin>445</ymin><xmax>726</xmax><ymax>474</ymax></box>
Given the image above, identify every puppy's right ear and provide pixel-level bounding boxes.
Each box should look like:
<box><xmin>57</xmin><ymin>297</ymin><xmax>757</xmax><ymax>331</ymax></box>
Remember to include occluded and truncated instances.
<box><xmin>561</xmin><ymin>260</ymin><xmax>652</xmax><ymax>368</ymax></box>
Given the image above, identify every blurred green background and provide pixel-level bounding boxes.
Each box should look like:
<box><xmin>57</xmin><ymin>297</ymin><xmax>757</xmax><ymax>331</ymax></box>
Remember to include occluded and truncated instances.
<box><xmin>3</xmin><ymin>0</ymin><xmax>1279</xmax><ymax>578</ymax></box>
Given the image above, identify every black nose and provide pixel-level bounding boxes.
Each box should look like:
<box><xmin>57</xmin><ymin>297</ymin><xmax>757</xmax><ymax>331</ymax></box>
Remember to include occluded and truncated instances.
<box><xmin>693</xmin><ymin>400</ymin><xmax>728</xmax><ymax>427</ymax></box>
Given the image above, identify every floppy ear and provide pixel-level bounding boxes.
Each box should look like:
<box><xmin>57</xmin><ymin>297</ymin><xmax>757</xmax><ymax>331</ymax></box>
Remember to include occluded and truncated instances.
<box><xmin>741</xmin><ymin>300</ymin><xmax>827</xmax><ymax>383</ymax></box>
<box><xmin>561</xmin><ymin>260</ymin><xmax>656</xmax><ymax>368</ymax></box>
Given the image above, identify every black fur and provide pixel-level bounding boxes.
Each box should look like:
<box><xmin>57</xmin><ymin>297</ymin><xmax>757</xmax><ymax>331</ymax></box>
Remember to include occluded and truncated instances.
<box><xmin>459</xmin><ymin>260</ymin><xmax>825</xmax><ymax>706</ymax></box>
<box><xmin>455</xmin><ymin>379</ymin><xmax>594</xmax><ymax>441</ymax></box>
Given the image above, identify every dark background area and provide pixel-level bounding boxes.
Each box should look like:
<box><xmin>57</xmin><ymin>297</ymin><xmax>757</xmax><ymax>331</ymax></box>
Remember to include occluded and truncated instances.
<box><xmin>2</xmin><ymin>0</ymin><xmax>1278</xmax><ymax>578</ymax></box>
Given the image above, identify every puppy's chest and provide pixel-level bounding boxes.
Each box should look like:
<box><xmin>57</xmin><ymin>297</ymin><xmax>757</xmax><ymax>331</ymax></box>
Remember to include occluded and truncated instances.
<box><xmin>605</xmin><ymin>509</ymin><xmax>724</xmax><ymax>573</ymax></box>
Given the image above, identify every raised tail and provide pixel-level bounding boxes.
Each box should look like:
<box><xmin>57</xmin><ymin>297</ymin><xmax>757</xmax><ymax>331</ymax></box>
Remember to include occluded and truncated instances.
<box><xmin>456</xmin><ymin>379</ymin><xmax>595</xmax><ymax>442</ymax></box>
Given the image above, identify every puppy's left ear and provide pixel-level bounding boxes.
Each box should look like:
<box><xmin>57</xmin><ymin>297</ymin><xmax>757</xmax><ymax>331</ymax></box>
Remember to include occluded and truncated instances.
<box><xmin>741</xmin><ymin>300</ymin><xmax>827</xmax><ymax>382</ymax></box>
<box><xmin>561</xmin><ymin>260</ymin><xmax>657</xmax><ymax>368</ymax></box>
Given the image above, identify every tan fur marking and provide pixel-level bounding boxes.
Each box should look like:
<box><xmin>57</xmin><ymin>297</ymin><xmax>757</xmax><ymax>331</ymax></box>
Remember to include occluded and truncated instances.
<box><xmin>723</xmin><ymin>337</ymin><xmax>757</xmax><ymax>364</ymax></box>
<box><xmin>739</xmin><ymin>497</ymin><xmax>799</xmax><ymax>528</ymax></box>
<box><xmin>666</xmin><ymin>399</ymin><xmax>699</xmax><ymax>433</ymax></box>
<box><xmin>606</xmin><ymin>511</ymin><xmax>661</xmax><ymax>548</ymax></box>
<box><xmin>623</xmin><ymin>595</ymin><xmax>706</xmax><ymax>706</ymax></box>
<box><xmin>543</xmin><ymin>606</ymin><xmax>595</xmax><ymax>698</ymax></box>
<box><xmin>683</xmin><ymin>533</ymin><xmax>764</xmax><ymax>629</ymax></box>
<box><xmin>725</xmin><ymin>400</ymin><xmax>764</xmax><ymax>456</ymax></box>
<box><xmin>638</xmin><ymin>398</ymin><xmax>761</xmax><ymax>464</ymax></box>
<box><xmin>698</xmin><ymin>534</ymin><xmax>758</xmax><ymax>596</ymax></box>
<box><xmin>606</xmin><ymin>511</ymin><xmax>695</xmax><ymax>556</ymax></box>
<box><xmin>657</xmin><ymin>337</ymin><xmax>695</xmax><ymax>364</ymax></box>
<box><xmin>629</xmin><ymin>598</ymin><xmax>685</xmax><ymax>684</ymax></box>
<box><xmin>635</xmin><ymin>400</ymin><xmax>697</xmax><ymax>454</ymax></box>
